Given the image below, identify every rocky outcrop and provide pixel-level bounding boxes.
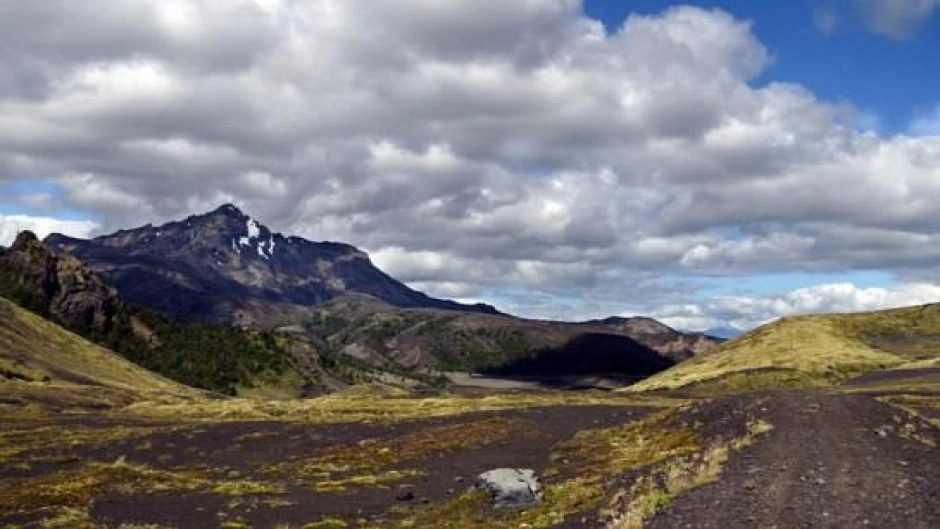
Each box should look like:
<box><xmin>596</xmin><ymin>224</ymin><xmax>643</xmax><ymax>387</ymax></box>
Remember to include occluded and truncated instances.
<box><xmin>0</xmin><ymin>231</ymin><xmax>131</xmax><ymax>338</ymax></box>
<box><xmin>475</xmin><ymin>468</ymin><xmax>543</xmax><ymax>508</ymax></box>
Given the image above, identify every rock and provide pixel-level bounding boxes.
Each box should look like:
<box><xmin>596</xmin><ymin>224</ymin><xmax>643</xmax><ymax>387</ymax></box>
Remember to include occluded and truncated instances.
<box><xmin>395</xmin><ymin>491</ymin><xmax>415</xmax><ymax>502</ymax></box>
<box><xmin>475</xmin><ymin>468</ymin><xmax>543</xmax><ymax>509</ymax></box>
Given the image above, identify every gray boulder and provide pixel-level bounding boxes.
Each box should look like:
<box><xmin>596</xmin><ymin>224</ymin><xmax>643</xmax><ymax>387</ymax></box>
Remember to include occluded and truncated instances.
<box><xmin>475</xmin><ymin>468</ymin><xmax>543</xmax><ymax>508</ymax></box>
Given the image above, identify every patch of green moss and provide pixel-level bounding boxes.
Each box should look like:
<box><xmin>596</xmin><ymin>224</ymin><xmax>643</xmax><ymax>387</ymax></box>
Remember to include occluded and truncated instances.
<box><xmin>314</xmin><ymin>469</ymin><xmax>423</xmax><ymax>492</ymax></box>
<box><xmin>272</xmin><ymin>418</ymin><xmax>529</xmax><ymax>491</ymax></box>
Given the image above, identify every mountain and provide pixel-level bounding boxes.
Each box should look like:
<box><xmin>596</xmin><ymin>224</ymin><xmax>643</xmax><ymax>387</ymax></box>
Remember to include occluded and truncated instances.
<box><xmin>588</xmin><ymin>316</ymin><xmax>724</xmax><ymax>362</ymax></box>
<box><xmin>0</xmin><ymin>232</ymin><xmax>309</xmax><ymax>396</ymax></box>
<box><xmin>287</xmin><ymin>294</ymin><xmax>722</xmax><ymax>382</ymax></box>
<box><xmin>1</xmin><ymin>230</ymin><xmax>717</xmax><ymax>392</ymax></box>
<box><xmin>45</xmin><ymin>204</ymin><xmax>496</xmax><ymax>325</ymax></box>
<box><xmin>24</xmin><ymin>204</ymin><xmax>723</xmax><ymax>388</ymax></box>
<box><xmin>629</xmin><ymin>303</ymin><xmax>940</xmax><ymax>393</ymax></box>
<box><xmin>701</xmin><ymin>326</ymin><xmax>743</xmax><ymax>340</ymax></box>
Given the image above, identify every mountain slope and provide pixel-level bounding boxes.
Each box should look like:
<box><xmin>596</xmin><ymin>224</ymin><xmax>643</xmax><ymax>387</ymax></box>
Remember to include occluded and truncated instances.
<box><xmin>629</xmin><ymin>303</ymin><xmax>940</xmax><ymax>392</ymax></box>
<box><xmin>586</xmin><ymin>316</ymin><xmax>721</xmax><ymax>362</ymax></box>
<box><xmin>289</xmin><ymin>294</ymin><xmax>721</xmax><ymax>380</ymax></box>
<box><xmin>0</xmin><ymin>233</ymin><xmax>307</xmax><ymax>396</ymax></box>
<box><xmin>45</xmin><ymin>204</ymin><xmax>496</xmax><ymax>325</ymax></box>
<box><xmin>0</xmin><ymin>296</ymin><xmax>196</xmax><ymax>398</ymax></box>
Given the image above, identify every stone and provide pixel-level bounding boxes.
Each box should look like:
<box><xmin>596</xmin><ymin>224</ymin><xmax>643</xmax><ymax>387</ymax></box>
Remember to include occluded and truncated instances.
<box><xmin>395</xmin><ymin>491</ymin><xmax>415</xmax><ymax>502</ymax></box>
<box><xmin>475</xmin><ymin>468</ymin><xmax>543</xmax><ymax>509</ymax></box>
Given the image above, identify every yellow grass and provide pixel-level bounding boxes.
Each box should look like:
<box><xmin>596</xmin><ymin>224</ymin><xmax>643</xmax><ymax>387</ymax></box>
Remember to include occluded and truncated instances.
<box><xmin>0</xmin><ymin>297</ymin><xmax>199</xmax><ymax>399</ymax></box>
<box><xmin>627</xmin><ymin>310</ymin><xmax>933</xmax><ymax>392</ymax></box>
<box><xmin>123</xmin><ymin>387</ymin><xmax>678</xmax><ymax>424</ymax></box>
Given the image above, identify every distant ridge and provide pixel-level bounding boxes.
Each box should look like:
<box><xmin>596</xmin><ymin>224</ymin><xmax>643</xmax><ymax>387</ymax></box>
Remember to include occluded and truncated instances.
<box><xmin>45</xmin><ymin>204</ymin><xmax>497</xmax><ymax>325</ymax></box>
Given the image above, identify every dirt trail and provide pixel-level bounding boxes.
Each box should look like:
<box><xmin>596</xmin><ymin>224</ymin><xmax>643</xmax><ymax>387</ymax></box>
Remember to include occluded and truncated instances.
<box><xmin>647</xmin><ymin>390</ymin><xmax>940</xmax><ymax>529</ymax></box>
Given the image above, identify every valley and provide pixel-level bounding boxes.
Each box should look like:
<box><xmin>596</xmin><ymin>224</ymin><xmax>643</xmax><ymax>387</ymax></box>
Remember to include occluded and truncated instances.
<box><xmin>4</xmin><ymin>3</ymin><xmax>939</xmax><ymax>528</ymax></box>
<box><xmin>2</xmin><ymin>365</ymin><xmax>939</xmax><ymax>528</ymax></box>
<box><xmin>2</xmin><ymin>207</ymin><xmax>940</xmax><ymax>528</ymax></box>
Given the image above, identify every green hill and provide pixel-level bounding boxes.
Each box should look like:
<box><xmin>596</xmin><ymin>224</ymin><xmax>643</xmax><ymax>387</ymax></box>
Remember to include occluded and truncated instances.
<box><xmin>629</xmin><ymin>303</ymin><xmax>940</xmax><ymax>393</ymax></box>
<box><xmin>0</xmin><ymin>296</ymin><xmax>200</xmax><ymax>406</ymax></box>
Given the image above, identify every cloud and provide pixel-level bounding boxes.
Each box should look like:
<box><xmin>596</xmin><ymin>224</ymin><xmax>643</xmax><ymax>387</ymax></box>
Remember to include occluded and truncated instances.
<box><xmin>655</xmin><ymin>281</ymin><xmax>940</xmax><ymax>331</ymax></box>
<box><xmin>854</xmin><ymin>0</ymin><xmax>940</xmax><ymax>38</ymax></box>
<box><xmin>1</xmin><ymin>2</ymin><xmax>940</xmax><ymax>320</ymax></box>
<box><xmin>910</xmin><ymin>104</ymin><xmax>940</xmax><ymax>136</ymax></box>
<box><xmin>813</xmin><ymin>7</ymin><xmax>841</xmax><ymax>35</ymax></box>
<box><xmin>0</xmin><ymin>214</ymin><xmax>99</xmax><ymax>246</ymax></box>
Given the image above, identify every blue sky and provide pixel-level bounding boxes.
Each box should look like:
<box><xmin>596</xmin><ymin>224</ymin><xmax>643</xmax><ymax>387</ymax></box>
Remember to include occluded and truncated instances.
<box><xmin>585</xmin><ymin>0</ymin><xmax>940</xmax><ymax>133</ymax></box>
<box><xmin>2</xmin><ymin>1</ymin><xmax>940</xmax><ymax>330</ymax></box>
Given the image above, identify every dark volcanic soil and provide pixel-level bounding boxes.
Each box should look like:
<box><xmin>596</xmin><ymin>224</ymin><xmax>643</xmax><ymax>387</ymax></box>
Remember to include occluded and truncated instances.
<box><xmin>647</xmin><ymin>390</ymin><xmax>940</xmax><ymax>529</ymax></box>
<box><xmin>845</xmin><ymin>367</ymin><xmax>940</xmax><ymax>387</ymax></box>
<box><xmin>3</xmin><ymin>390</ymin><xmax>939</xmax><ymax>528</ymax></box>
<box><xmin>0</xmin><ymin>404</ymin><xmax>648</xmax><ymax>528</ymax></box>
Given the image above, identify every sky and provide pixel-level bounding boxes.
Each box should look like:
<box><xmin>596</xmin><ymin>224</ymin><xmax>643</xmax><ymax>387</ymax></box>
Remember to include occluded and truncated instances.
<box><xmin>2</xmin><ymin>0</ymin><xmax>940</xmax><ymax>331</ymax></box>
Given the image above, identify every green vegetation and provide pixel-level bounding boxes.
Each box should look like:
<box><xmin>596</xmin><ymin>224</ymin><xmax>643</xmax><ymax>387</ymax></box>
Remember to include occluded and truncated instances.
<box><xmin>300</xmin><ymin>299</ymin><xmax>574</xmax><ymax>376</ymax></box>
<box><xmin>0</xmin><ymin>238</ymin><xmax>305</xmax><ymax>395</ymax></box>
<box><xmin>124</xmin><ymin>386</ymin><xmax>676</xmax><ymax>423</ymax></box>
<box><xmin>629</xmin><ymin>305</ymin><xmax>940</xmax><ymax>392</ymax></box>
<box><xmin>604</xmin><ymin>418</ymin><xmax>774</xmax><ymax>529</ymax></box>
<box><xmin>121</xmin><ymin>313</ymin><xmax>300</xmax><ymax>396</ymax></box>
<box><xmin>0</xmin><ymin>279</ymin><xmax>302</xmax><ymax>395</ymax></box>
<box><xmin>0</xmin><ymin>460</ymin><xmax>208</xmax><ymax>517</ymax></box>
<box><xmin>843</xmin><ymin>303</ymin><xmax>940</xmax><ymax>358</ymax></box>
<box><xmin>392</xmin><ymin>410</ymin><xmax>692</xmax><ymax>528</ymax></box>
<box><xmin>879</xmin><ymin>394</ymin><xmax>940</xmax><ymax>430</ymax></box>
<box><xmin>269</xmin><ymin>417</ymin><xmax>528</xmax><ymax>491</ymax></box>
<box><xmin>427</xmin><ymin>326</ymin><xmax>532</xmax><ymax>371</ymax></box>
<box><xmin>390</xmin><ymin>406</ymin><xmax>773</xmax><ymax>529</ymax></box>
<box><xmin>0</xmin><ymin>297</ymin><xmax>196</xmax><ymax>398</ymax></box>
<box><xmin>0</xmin><ymin>458</ymin><xmax>288</xmax><ymax>526</ymax></box>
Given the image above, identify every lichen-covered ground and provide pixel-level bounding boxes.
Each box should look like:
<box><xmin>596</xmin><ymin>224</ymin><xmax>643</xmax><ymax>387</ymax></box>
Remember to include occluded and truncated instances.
<box><xmin>0</xmin><ymin>388</ymin><xmax>683</xmax><ymax>528</ymax></box>
<box><xmin>2</xmin><ymin>375</ymin><xmax>940</xmax><ymax>529</ymax></box>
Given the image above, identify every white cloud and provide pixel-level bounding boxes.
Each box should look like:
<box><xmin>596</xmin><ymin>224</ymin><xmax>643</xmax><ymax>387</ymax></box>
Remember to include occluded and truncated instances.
<box><xmin>2</xmin><ymin>2</ymin><xmax>940</xmax><ymax>319</ymax></box>
<box><xmin>0</xmin><ymin>214</ymin><xmax>99</xmax><ymax>246</ymax></box>
<box><xmin>656</xmin><ymin>281</ymin><xmax>940</xmax><ymax>331</ymax></box>
<box><xmin>855</xmin><ymin>0</ymin><xmax>940</xmax><ymax>38</ymax></box>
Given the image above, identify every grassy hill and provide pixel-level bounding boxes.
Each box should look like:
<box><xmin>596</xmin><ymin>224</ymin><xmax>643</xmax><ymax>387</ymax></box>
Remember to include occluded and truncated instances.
<box><xmin>629</xmin><ymin>303</ymin><xmax>940</xmax><ymax>393</ymax></box>
<box><xmin>0</xmin><ymin>296</ymin><xmax>201</xmax><ymax>411</ymax></box>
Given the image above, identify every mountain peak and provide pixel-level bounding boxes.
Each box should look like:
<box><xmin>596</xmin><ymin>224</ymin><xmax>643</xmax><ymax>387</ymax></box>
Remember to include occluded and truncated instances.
<box><xmin>207</xmin><ymin>203</ymin><xmax>247</xmax><ymax>220</ymax></box>
<box><xmin>11</xmin><ymin>230</ymin><xmax>40</xmax><ymax>251</ymax></box>
<box><xmin>44</xmin><ymin>206</ymin><xmax>498</xmax><ymax>322</ymax></box>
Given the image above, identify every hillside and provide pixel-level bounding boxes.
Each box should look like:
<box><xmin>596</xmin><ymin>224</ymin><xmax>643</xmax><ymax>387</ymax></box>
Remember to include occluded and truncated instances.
<box><xmin>287</xmin><ymin>294</ymin><xmax>721</xmax><ymax>382</ymax></box>
<box><xmin>0</xmin><ymin>233</ymin><xmax>308</xmax><ymax>396</ymax></box>
<box><xmin>45</xmin><ymin>204</ymin><xmax>496</xmax><ymax>325</ymax></box>
<box><xmin>630</xmin><ymin>303</ymin><xmax>940</xmax><ymax>392</ymax></box>
<box><xmin>0</xmin><ymin>296</ymin><xmax>197</xmax><ymax>399</ymax></box>
<box><xmin>1</xmin><ymin>232</ymin><xmax>716</xmax><ymax>394</ymax></box>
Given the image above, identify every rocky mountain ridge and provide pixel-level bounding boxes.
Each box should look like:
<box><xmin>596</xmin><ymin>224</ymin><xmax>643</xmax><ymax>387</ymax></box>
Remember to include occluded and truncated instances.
<box><xmin>588</xmin><ymin>316</ymin><xmax>721</xmax><ymax>362</ymax></box>
<box><xmin>45</xmin><ymin>204</ymin><xmax>497</xmax><ymax>325</ymax></box>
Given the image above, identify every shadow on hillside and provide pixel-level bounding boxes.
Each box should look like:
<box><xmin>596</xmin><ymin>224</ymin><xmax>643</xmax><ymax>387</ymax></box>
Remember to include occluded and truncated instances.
<box><xmin>480</xmin><ymin>332</ymin><xmax>675</xmax><ymax>389</ymax></box>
